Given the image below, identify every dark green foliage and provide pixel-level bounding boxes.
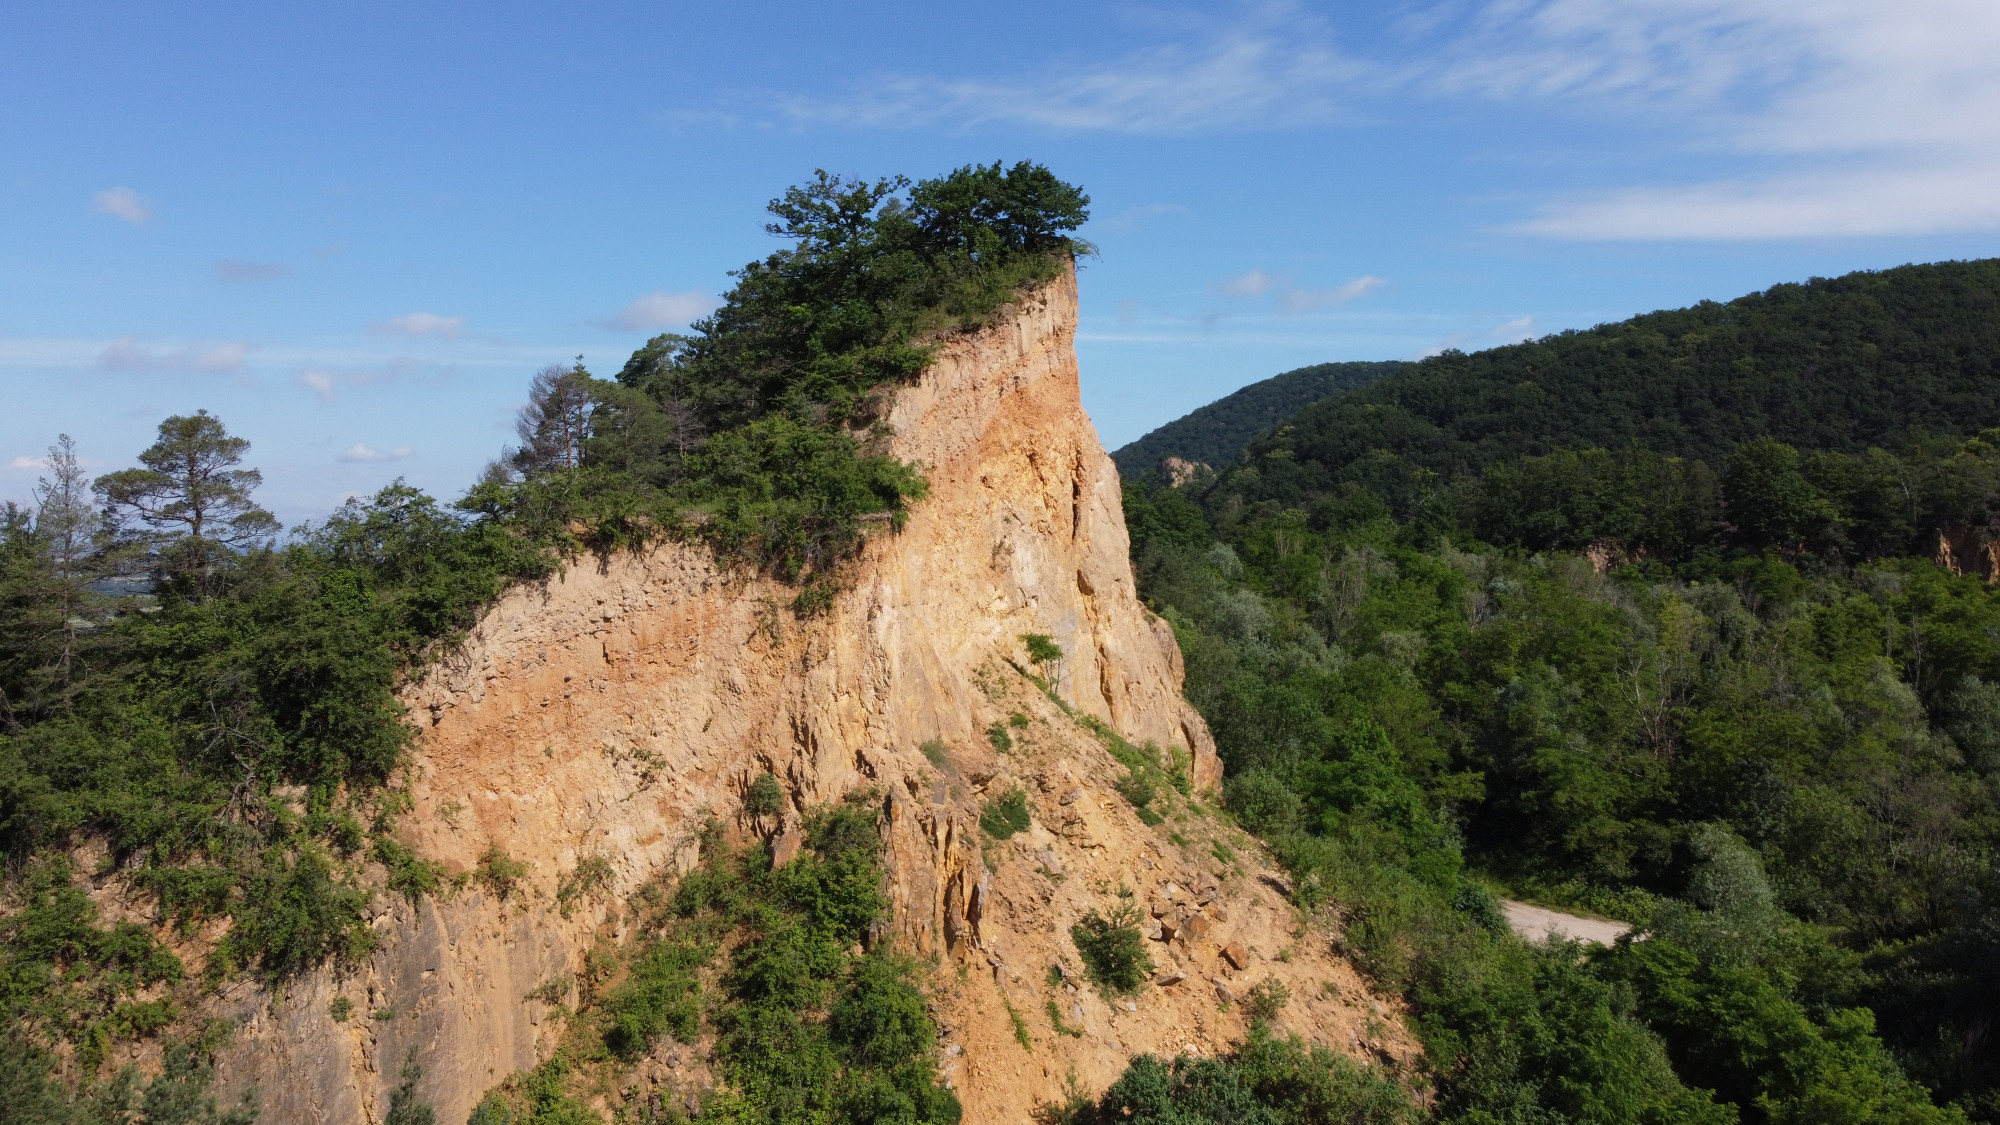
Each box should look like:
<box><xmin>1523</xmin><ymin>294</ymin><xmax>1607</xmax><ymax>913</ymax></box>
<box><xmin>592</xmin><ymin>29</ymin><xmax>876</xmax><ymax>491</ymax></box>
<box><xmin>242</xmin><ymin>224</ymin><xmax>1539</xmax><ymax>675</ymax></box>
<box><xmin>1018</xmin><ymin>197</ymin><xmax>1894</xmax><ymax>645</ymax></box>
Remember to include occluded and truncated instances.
<box><xmin>1062</xmin><ymin>1024</ymin><xmax>1414</xmax><ymax>1125</ymax></box>
<box><xmin>217</xmin><ymin>845</ymin><xmax>374</xmax><ymax>977</ymax></box>
<box><xmin>1124</xmin><ymin>262</ymin><xmax>2000</xmax><ymax>1121</ymax></box>
<box><xmin>745</xmin><ymin>772</ymin><xmax>786</xmax><ymax>818</ymax></box>
<box><xmin>1112</xmin><ymin>360</ymin><xmax>1406</xmax><ymax>479</ymax></box>
<box><xmin>466</xmin><ymin>1092</ymin><xmax>513</xmax><ymax>1125</ymax></box>
<box><xmin>985</xmin><ymin>721</ymin><xmax>1013</xmax><ymax>753</ymax></box>
<box><xmin>979</xmin><ymin>787</ymin><xmax>1031</xmax><ymax>839</ymax></box>
<box><xmin>1221</xmin><ymin>259</ymin><xmax>2000</xmax><ymax>521</ymax></box>
<box><xmin>476</xmin><ymin>799</ymin><xmax>949</xmax><ymax>1125</ymax></box>
<box><xmin>478</xmin><ymin>162</ymin><xmax>1088</xmax><ymax>582</ymax></box>
<box><xmin>1071</xmin><ymin>899</ymin><xmax>1151</xmax><ymax>996</ymax></box>
<box><xmin>93</xmin><ymin>411</ymin><xmax>280</xmax><ymax>601</ymax></box>
<box><xmin>712</xmin><ymin>802</ymin><xmax>957</xmax><ymax>1125</ymax></box>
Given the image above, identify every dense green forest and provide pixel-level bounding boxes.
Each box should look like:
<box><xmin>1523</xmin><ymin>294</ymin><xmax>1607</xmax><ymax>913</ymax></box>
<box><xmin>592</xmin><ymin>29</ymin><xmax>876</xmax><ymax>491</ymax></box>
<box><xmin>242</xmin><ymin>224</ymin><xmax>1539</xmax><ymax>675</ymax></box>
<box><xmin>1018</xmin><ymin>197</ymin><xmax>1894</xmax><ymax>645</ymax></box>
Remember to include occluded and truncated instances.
<box><xmin>1111</xmin><ymin>360</ymin><xmax>1405</xmax><ymax>478</ymax></box>
<box><xmin>1116</xmin><ymin>258</ymin><xmax>2000</xmax><ymax>1124</ymax></box>
<box><xmin>0</xmin><ymin>163</ymin><xmax>1088</xmax><ymax>1123</ymax></box>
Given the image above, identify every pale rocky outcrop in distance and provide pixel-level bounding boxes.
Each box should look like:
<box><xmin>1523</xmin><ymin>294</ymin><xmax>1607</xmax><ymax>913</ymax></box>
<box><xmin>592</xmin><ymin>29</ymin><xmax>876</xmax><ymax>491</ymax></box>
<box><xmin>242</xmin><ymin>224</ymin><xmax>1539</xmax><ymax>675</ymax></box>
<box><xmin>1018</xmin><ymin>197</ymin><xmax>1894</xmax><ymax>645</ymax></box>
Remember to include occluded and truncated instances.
<box><xmin>207</xmin><ymin>264</ymin><xmax>1414</xmax><ymax>1123</ymax></box>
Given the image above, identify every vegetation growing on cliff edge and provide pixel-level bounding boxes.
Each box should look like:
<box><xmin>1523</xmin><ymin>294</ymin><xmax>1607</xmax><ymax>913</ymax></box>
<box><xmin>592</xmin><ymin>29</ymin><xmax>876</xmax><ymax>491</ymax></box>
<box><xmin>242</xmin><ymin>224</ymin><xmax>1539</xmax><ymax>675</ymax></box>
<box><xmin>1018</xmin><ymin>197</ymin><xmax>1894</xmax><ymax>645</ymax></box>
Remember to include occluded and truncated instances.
<box><xmin>473</xmin><ymin>799</ymin><xmax>960</xmax><ymax>1125</ymax></box>
<box><xmin>475</xmin><ymin>161</ymin><xmax>1090</xmax><ymax>584</ymax></box>
<box><xmin>0</xmin><ymin>162</ymin><xmax>1083</xmax><ymax>1113</ymax></box>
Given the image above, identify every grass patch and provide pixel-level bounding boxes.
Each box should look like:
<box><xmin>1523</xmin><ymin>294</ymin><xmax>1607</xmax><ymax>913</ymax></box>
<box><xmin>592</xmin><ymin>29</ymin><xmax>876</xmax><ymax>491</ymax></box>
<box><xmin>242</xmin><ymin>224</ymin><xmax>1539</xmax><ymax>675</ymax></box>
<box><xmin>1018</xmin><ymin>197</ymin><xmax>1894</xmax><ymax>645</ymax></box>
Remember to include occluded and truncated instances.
<box><xmin>1045</xmin><ymin>999</ymin><xmax>1084</xmax><ymax>1039</ymax></box>
<box><xmin>1002</xmin><ymin>992</ymin><xmax>1034</xmax><ymax>1051</ymax></box>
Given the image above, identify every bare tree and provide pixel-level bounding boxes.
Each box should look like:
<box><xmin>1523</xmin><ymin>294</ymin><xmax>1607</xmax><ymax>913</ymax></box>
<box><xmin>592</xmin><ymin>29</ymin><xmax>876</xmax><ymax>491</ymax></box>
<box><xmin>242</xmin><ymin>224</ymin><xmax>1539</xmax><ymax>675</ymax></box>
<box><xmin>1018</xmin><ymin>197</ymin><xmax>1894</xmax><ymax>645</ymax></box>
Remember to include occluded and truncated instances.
<box><xmin>511</xmin><ymin>360</ymin><xmax>595</xmax><ymax>477</ymax></box>
<box><xmin>33</xmin><ymin>435</ymin><xmax>97</xmax><ymax>680</ymax></box>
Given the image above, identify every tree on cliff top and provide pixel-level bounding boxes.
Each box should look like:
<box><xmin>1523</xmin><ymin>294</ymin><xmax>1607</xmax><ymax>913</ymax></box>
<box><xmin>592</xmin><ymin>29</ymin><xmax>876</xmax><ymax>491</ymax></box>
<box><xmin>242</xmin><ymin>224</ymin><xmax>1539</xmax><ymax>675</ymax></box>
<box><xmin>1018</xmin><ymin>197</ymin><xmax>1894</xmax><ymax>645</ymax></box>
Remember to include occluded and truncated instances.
<box><xmin>477</xmin><ymin>161</ymin><xmax>1091</xmax><ymax>583</ymax></box>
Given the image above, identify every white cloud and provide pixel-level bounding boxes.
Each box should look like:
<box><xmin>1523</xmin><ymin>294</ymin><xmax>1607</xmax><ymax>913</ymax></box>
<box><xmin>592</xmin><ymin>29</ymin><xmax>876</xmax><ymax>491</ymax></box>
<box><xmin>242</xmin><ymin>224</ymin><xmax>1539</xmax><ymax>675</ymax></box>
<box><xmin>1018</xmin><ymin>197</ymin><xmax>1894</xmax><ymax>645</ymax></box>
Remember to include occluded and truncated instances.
<box><xmin>1101</xmin><ymin>202</ymin><xmax>1196</xmax><ymax>232</ymax></box>
<box><xmin>92</xmin><ymin>187</ymin><xmax>151</xmax><ymax>224</ymax></box>
<box><xmin>9</xmin><ymin>456</ymin><xmax>45</xmax><ymax>470</ymax></box>
<box><xmin>297</xmin><ymin>370</ymin><xmax>340</xmax><ymax>403</ymax></box>
<box><xmin>783</xmin><ymin>24</ymin><xmax>1358</xmax><ymax>134</ymax></box>
<box><xmin>216</xmin><ymin>259</ymin><xmax>290</xmax><ymax>282</ymax></box>
<box><xmin>1215</xmin><ymin>268</ymin><xmax>1283</xmax><ymax>298</ymax></box>
<box><xmin>99</xmin><ymin>337</ymin><xmax>248</xmax><ymax>373</ymax></box>
<box><xmin>1488</xmin><ymin>316</ymin><xmax>1536</xmax><ymax>342</ymax></box>
<box><xmin>1442</xmin><ymin>0</ymin><xmax>2000</xmax><ymax>238</ymax></box>
<box><xmin>608</xmin><ymin>290</ymin><xmax>715</xmax><ymax>332</ymax></box>
<box><xmin>336</xmin><ymin>443</ymin><xmax>414</xmax><ymax>463</ymax></box>
<box><xmin>756</xmin><ymin>0</ymin><xmax>2000</xmax><ymax>239</ymax></box>
<box><xmin>374</xmin><ymin>312</ymin><xmax>464</xmax><ymax>339</ymax></box>
<box><xmin>1279</xmin><ymin>275</ymin><xmax>1385</xmax><ymax>313</ymax></box>
<box><xmin>294</xmin><ymin>361</ymin><xmax>420</xmax><ymax>403</ymax></box>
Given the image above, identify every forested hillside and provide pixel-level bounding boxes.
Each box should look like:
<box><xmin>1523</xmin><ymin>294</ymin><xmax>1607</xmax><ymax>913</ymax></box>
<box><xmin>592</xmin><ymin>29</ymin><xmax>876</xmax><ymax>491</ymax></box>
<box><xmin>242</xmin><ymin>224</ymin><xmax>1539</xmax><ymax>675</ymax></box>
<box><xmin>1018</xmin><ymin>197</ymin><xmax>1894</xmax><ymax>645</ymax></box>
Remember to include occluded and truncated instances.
<box><xmin>1227</xmin><ymin>259</ymin><xmax>2000</xmax><ymax>517</ymax></box>
<box><xmin>1111</xmin><ymin>360</ymin><xmax>1405</xmax><ymax>478</ymax></box>
<box><xmin>1117</xmin><ymin>258</ymin><xmax>2000</xmax><ymax>1124</ymax></box>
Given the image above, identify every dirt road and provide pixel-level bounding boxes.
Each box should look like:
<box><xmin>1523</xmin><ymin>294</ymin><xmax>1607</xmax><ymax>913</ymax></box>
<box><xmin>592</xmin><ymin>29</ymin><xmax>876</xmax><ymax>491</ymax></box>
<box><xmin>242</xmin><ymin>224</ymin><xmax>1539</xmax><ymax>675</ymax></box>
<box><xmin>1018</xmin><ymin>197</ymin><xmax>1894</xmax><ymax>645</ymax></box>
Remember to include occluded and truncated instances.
<box><xmin>1501</xmin><ymin>899</ymin><xmax>1632</xmax><ymax>946</ymax></box>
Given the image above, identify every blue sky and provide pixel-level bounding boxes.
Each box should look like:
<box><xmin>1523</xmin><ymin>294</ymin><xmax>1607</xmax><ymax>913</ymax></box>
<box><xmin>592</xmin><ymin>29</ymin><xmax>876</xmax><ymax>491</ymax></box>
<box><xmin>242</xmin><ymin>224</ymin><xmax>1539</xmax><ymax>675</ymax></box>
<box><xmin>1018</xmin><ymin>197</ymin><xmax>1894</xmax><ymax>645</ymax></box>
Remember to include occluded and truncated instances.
<box><xmin>7</xmin><ymin>0</ymin><xmax>2000</xmax><ymax>524</ymax></box>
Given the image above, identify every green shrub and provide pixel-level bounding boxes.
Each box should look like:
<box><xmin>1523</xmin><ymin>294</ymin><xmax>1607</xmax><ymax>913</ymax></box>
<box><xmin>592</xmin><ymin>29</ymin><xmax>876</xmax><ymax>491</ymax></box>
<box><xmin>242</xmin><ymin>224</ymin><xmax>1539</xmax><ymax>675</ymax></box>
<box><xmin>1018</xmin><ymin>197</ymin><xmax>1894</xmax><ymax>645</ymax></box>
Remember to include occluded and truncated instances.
<box><xmin>985</xmin><ymin>721</ymin><xmax>1013</xmax><ymax>753</ymax></box>
<box><xmin>602</xmin><ymin>938</ymin><xmax>711</xmax><ymax>1058</ymax></box>
<box><xmin>1243</xmin><ymin>978</ymin><xmax>1291</xmax><ymax>1023</ymax></box>
<box><xmin>744</xmin><ymin>772</ymin><xmax>786</xmax><ymax>818</ymax></box>
<box><xmin>223</xmin><ymin>846</ymin><xmax>376</xmax><ymax>977</ymax></box>
<box><xmin>384</xmin><ymin>1050</ymin><xmax>437</xmax><ymax>1125</ymax></box>
<box><xmin>1068</xmin><ymin>1024</ymin><xmax>1416</xmax><ymax>1125</ymax></box>
<box><xmin>1114</xmin><ymin>771</ymin><xmax>1157</xmax><ymax>810</ymax></box>
<box><xmin>477</xmin><ymin>846</ymin><xmax>530</xmax><ymax>901</ymax></box>
<box><xmin>372</xmin><ymin>836</ymin><xmax>445</xmax><ymax>904</ymax></box>
<box><xmin>1072</xmin><ymin>899</ymin><xmax>1152</xmax><ymax>996</ymax></box>
<box><xmin>979</xmin><ymin>788</ymin><xmax>1031</xmax><ymax>840</ymax></box>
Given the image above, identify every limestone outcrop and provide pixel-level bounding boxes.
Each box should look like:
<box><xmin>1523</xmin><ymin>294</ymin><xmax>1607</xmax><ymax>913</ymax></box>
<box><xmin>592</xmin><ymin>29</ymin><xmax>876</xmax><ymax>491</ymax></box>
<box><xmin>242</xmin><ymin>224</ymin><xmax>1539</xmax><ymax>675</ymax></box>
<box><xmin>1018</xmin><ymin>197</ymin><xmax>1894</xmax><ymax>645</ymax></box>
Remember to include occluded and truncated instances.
<box><xmin>208</xmin><ymin>265</ymin><xmax>1413</xmax><ymax>1123</ymax></box>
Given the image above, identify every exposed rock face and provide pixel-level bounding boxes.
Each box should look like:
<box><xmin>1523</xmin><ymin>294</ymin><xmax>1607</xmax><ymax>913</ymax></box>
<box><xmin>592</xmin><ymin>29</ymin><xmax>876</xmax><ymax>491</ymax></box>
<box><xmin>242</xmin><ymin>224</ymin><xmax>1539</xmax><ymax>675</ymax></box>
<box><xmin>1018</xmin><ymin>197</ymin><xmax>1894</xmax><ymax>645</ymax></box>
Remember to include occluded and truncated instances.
<box><xmin>209</xmin><ymin>265</ymin><xmax>1412</xmax><ymax>1123</ymax></box>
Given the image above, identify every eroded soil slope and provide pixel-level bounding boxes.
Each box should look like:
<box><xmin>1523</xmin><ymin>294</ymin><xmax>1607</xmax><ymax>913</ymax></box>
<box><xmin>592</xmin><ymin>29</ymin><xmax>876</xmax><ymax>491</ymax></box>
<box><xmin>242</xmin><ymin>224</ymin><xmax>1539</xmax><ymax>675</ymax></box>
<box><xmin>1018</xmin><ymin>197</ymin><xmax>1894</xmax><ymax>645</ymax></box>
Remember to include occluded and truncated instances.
<box><xmin>210</xmin><ymin>267</ymin><xmax>1415</xmax><ymax>1123</ymax></box>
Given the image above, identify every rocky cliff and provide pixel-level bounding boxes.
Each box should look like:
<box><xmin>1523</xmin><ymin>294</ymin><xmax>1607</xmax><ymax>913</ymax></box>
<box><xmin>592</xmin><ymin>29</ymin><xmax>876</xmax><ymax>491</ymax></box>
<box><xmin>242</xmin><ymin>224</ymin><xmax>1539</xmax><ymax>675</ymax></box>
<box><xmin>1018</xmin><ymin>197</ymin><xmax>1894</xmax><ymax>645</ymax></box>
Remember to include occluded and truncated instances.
<box><xmin>209</xmin><ymin>265</ymin><xmax>1415</xmax><ymax>1123</ymax></box>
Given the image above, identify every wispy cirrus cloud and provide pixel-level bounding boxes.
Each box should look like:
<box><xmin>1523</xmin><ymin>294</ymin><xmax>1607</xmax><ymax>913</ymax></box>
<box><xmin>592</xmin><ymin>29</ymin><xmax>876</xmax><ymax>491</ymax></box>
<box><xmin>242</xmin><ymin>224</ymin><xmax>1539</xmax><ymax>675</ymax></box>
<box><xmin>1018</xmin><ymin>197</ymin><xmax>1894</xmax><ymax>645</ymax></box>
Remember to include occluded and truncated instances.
<box><xmin>749</xmin><ymin>0</ymin><xmax>2000</xmax><ymax>239</ymax></box>
<box><xmin>295</xmin><ymin>359</ymin><xmax>423</xmax><ymax>403</ymax></box>
<box><xmin>1212</xmin><ymin>268</ymin><xmax>1385</xmax><ymax>313</ymax></box>
<box><xmin>99</xmin><ymin>337</ymin><xmax>247</xmax><ymax>373</ymax></box>
<box><xmin>1425</xmin><ymin>0</ymin><xmax>2000</xmax><ymax>238</ymax></box>
<box><xmin>216</xmin><ymin>259</ymin><xmax>290</xmax><ymax>282</ymax></box>
<box><xmin>779</xmin><ymin>20</ymin><xmax>1360</xmax><ymax>134</ymax></box>
<box><xmin>1280</xmin><ymin>275</ymin><xmax>1385</xmax><ymax>313</ymax></box>
<box><xmin>607</xmin><ymin>290</ymin><xmax>715</xmax><ymax>332</ymax></box>
<box><xmin>337</xmin><ymin>443</ymin><xmax>413</xmax><ymax>463</ymax></box>
<box><xmin>92</xmin><ymin>187</ymin><xmax>152</xmax><ymax>224</ymax></box>
<box><xmin>1214</xmin><ymin>268</ymin><xmax>1284</xmax><ymax>299</ymax></box>
<box><xmin>373</xmin><ymin>312</ymin><xmax>463</xmax><ymax>339</ymax></box>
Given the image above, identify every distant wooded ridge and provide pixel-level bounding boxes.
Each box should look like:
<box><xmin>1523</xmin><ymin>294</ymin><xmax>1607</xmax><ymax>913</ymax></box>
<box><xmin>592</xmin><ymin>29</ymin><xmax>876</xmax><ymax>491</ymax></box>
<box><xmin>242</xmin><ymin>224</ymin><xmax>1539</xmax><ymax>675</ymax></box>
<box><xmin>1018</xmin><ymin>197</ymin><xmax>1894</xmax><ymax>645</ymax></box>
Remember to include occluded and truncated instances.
<box><xmin>1120</xmin><ymin>258</ymin><xmax>2000</xmax><ymax>490</ymax></box>
<box><xmin>1110</xmin><ymin>361</ymin><xmax>1406</xmax><ymax>478</ymax></box>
